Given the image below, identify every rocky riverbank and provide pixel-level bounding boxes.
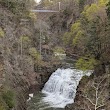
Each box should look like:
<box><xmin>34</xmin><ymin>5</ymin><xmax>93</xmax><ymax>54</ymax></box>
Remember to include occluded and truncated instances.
<box><xmin>65</xmin><ymin>72</ymin><xmax>110</xmax><ymax>110</ymax></box>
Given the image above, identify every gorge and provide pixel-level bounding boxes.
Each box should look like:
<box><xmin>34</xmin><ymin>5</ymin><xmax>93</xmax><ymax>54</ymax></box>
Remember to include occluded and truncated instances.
<box><xmin>0</xmin><ymin>0</ymin><xmax>110</xmax><ymax>110</ymax></box>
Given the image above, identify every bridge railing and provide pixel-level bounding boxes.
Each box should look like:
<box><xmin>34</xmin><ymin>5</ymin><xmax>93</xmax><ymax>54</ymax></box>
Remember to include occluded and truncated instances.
<box><xmin>34</xmin><ymin>2</ymin><xmax>60</xmax><ymax>11</ymax></box>
<box><xmin>33</xmin><ymin>0</ymin><xmax>78</xmax><ymax>12</ymax></box>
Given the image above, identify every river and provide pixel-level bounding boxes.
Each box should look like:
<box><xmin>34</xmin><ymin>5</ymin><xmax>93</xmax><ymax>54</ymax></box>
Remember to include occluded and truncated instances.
<box><xmin>27</xmin><ymin>66</ymin><xmax>91</xmax><ymax>110</ymax></box>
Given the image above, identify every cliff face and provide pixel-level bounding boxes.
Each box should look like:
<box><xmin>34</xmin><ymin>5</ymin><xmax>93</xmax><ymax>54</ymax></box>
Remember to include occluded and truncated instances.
<box><xmin>65</xmin><ymin>73</ymin><xmax>110</xmax><ymax>110</ymax></box>
<box><xmin>0</xmin><ymin>4</ymin><xmax>38</xmax><ymax>109</ymax></box>
<box><xmin>46</xmin><ymin>1</ymin><xmax>80</xmax><ymax>47</ymax></box>
<box><xmin>0</xmin><ymin>0</ymin><xmax>65</xmax><ymax>109</ymax></box>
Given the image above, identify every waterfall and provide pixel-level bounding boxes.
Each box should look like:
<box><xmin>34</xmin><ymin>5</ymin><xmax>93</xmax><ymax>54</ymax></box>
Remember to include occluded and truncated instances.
<box><xmin>41</xmin><ymin>68</ymin><xmax>92</xmax><ymax>108</ymax></box>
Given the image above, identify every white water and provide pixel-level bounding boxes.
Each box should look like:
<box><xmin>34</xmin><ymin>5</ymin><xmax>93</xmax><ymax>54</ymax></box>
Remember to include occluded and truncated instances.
<box><xmin>41</xmin><ymin>68</ymin><xmax>92</xmax><ymax>108</ymax></box>
<box><xmin>27</xmin><ymin>94</ymin><xmax>34</xmax><ymax>102</ymax></box>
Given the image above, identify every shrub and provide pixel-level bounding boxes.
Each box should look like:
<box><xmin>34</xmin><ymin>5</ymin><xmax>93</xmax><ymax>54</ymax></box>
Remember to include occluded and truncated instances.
<box><xmin>0</xmin><ymin>104</ymin><xmax>5</xmax><ymax>110</ymax></box>
<box><xmin>54</xmin><ymin>46</ymin><xmax>65</xmax><ymax>54</ymax></box>
<box><xmin>0</xmin><ymin>97</ymin><xmax>6</xmax><ymax>110</ymax></box>
<box><xmin>0</xmin><ymin>0</ymin><xmax>30</xmax><ymax>16</ymax></box>
<box><xmin>2</xmin><ymin>90</ymin><xmax>15</xmax><ymax>109</ymax></box>
<box><xmin>19</xmin><ymin>36</ymin><xmax>31</xmax><ymax>49</ymax></box>
<box><xmin>75</xmin><ymin>57</ymin><xmax>97</xmax><ymax>71</ymax></box>
<box><xmin>29</xmin><ymin>47</ymin><xmax>41</xmax><ymax>61</ymax></box>
<box><xmin>0</xmin><ymin>28</ymin><xmax>5</xmax><ymax>38</ymax></box>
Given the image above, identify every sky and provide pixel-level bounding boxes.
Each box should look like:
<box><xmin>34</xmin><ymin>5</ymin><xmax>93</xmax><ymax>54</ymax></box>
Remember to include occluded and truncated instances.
<box><xmin>34</xmin><ymin>0</ymin><xmax>41</xmax><ymax>3</ymax></box>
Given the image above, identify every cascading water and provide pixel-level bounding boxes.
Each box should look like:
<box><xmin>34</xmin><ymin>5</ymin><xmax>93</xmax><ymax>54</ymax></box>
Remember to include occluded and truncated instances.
<box><xmin>41</xmin><ymin>68</ymin><xmax>91</xmax><ymax>109</ymax></box>
<box><xmin>27</xmin><ymin>68</ymin><xmax>92</xmax><ymax>110</ymax></box>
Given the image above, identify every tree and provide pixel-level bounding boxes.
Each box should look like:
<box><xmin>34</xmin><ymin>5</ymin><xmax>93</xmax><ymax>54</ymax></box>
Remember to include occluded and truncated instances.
<box><xmin>63</xmin><ymin>0</ymin><xmax>110</xmax><ymax>73</ymax></box>
<box><xmin>29</xmin><ymin>47</ymin><xmax>42</xmax><ymax>70</ymax></box>
<box><xmin>79</xmin><ymin>0</ymin><xmax>86</xmax><ymax>12</ymax></box>
<box><xmin>0</xmin><ymin>28</ymin><xmax>5</xmax><ymax>38</ymax></box>
<box><xmin>107</xmin><ymin>0</ymin><xmax>110</xmax><ymax>19</ymax></box>
<box><xmin>75</xmin><ymin>57</ymin><xmax>97</xmax><ymax>71</ymax></box>
<box><xmin>19</xmin><ymin>36</ymin><xmax>31</xmax><ymax>56</ymax></box>
<box><xmin>0</xmin><ymin>0</ymin><xmax>36</xmax><ymax>17</ymax></box>
<box><xmin>80</xmin><ymin>76</ymin><xmax>108</xmax><ymax>110</ymax></box>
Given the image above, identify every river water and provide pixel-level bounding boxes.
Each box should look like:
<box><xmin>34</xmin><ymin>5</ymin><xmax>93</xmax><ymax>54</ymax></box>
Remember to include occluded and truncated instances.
<box><xmin>27</xmin><ymin>67</ymin><xmax>91</xmax><ymax>110</ymax></box>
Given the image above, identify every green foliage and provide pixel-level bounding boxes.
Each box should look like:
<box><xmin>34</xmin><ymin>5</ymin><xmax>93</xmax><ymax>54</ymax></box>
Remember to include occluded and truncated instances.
<box><xmin>65</xmin><ymin>21</ymin><xmax>85</xmax><ymax>48</ymax></box>
<box><xmin>54</xmin><ymin>46</ymin><xmax>65</xmax><ymax>54</ymax></box>
<box><xmin>0</xmin><ymin>0</ymin><xmax>35</xmax><ymax>17</ymax></box>
<box><xmin>78</xmin><ymin>0</ymin><xmax>86</xmax><ymax>12</ymax></box>
<box><xmin>63</xmin><ymin>32</ymin><xmax>72</xmax><ymax>45</ymax></box>
<box><xmin>81</xmin><ymin>4</ymin><xmax>99</xmax><ymax>20</ymax></box>
<box><xmin>20</xmin><ymin>36</ymin><xmax>31</xmax><ymax>43</ymax></box>
<box><xmin>2</xmin><ymin>90</ymin><xmax>15</xmax><ymax>109</ymax></box>
<box><xmin>29</xmin><ymin>47</ymin><xmax>41</xmax><ymax>62</ymax></box>
<box><xmin>29</xmin><ymin>12</ymin><xmax>36</xmax><ymax>20</ymax></box>
<box><xmin>107</xmin><ymin>0</ymin><xmax>110</xmax><ymax>18</ymax></box>
<box><xmin>0</xmin><ymin>89</ymin><xmax>15</xmax><ymax>110</ymax></box>
<box><xmin>63</xmin><ymin>0</ymin><xmax>110</xmax><ymax>65</ymax></box>
<box><xmin>0</xmin><ymin>105</ymin><xmax>5</xmax><ymax>110</ymax></box>
<box><xmin>19</xmin><ymin>36</ymin><xmax>31</xmax><ymax>48</ymax></box>
<box><xmin>98</xmin><ymin>0</ymin><xmax>108</xmax><ymax>6</ymax></box>
<box><xmin>0</xmin><ymin>28</ymin><xmax>5</xmax><ymax>38</ymax></box>
<box><xmin>63</xmin><ymin>21</ymin><xmax>83</xmax><ymax>46</ymax></box>
<box><xmin>71</xmin><ymin>21</ymin><xmax>81</xmax><ymax>32</ymax></box>
<box><xmin>41</xmin><ymin>0</ymin><xmax>53</xmax><ymax>6</ymax></box>
<box><xmin>0</xmin><ymin>0</ymin><xmax>25</xmax><ymax>15</ymax></box>
<box><xmin>0</xmin><ymin>97</ymin><xmax>6</xmax><ymax>110</ymax></box>
<box><xmin>85</xmin><ymin>20</ymin><xmax>100</xmax><ymax>57</ymax></box>
<box><xmin>81</xmin><ymin>0</ymin><xmax>108</xmax><ymax>20</ymax></box>
<box><xmin>72</xmin><ymin>30</ymin><xmax>84</xmax><ymax>46</ymax></box>
<box><xmin>75</xmin><ymin>57</ymin><xmax>97</xmax><ymax>71</ymax></box>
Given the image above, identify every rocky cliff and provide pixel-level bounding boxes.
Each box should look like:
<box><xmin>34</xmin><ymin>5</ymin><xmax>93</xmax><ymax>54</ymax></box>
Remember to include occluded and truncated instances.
<box><xmin>0</xmin><ymin>2</ymin><xmax>57</xmax><ymax>109</ymax></box>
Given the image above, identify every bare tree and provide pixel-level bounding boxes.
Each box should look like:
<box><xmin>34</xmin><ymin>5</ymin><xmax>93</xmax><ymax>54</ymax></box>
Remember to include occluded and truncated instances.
<box><xmin>80</xmin><ymin>76</ymin><xmax>109</xmax><ymax>110</ymax></box>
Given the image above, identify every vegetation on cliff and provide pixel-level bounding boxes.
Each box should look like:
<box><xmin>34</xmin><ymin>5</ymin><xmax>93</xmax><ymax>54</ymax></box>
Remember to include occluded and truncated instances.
<box><xmin>0</xmin><ymin>0</ymin><xmax>110</xmax><ymax>110</ymax></box>
<box><xmin>62</xmin><ymin>0</ymin><xmax>110</xmax><ymax>72</ymax></box>
<box><xmin>0</xmin><ymin>0</ymin><xmax>42</xmax><ymax>109</ymax></box>
<box><xmin>0</xmin><ymin>88</ymin><xmax>15</xmax><ymax>110</ymax></box>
